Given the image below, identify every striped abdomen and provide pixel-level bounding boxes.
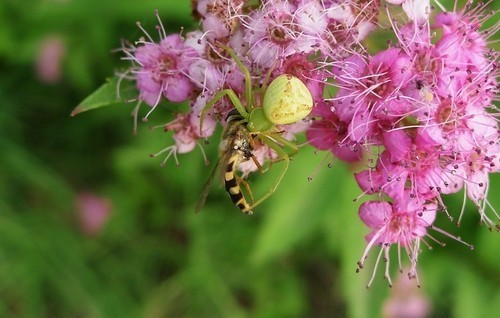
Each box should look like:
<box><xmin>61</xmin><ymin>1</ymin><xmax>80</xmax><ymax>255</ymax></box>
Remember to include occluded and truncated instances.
<box><xmin>224</xmin><ymin>152</ymin><xmax>252</xmax><ymax>214</ymax></box>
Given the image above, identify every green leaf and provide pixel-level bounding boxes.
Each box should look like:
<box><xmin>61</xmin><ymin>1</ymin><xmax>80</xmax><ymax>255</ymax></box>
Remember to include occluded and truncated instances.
<box><xmin>71</xmin><ymin>76</ymin><xmax>137</xmax><ymax>116</ymax></box>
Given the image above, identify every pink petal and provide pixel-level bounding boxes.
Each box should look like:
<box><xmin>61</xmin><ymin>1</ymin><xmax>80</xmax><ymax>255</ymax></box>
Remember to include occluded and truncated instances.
<box><xmin>402</xmin><ymin>0</ymin><xmax>430</xmax><ymax>24</ymax></box>
<box><xmin>164</xmin><ymin>76</ymin><xmax>193</xmax><ymax>103</ymax></box>
<box><xmin>359</xmin><ymin>201</ymin><xmax>392</xmax><ymax>229</ymax></box>
<box><xmin>355</xmin><ymin>169</ymin><xmax>382</xmax><ymax>194</ymax></box>
<box><xmin>383</xmin><ymin>130</ymin><xmax>411</xmax><ymax>162</ymax></box>
<box><xmin>332</xmin><ymin>143</ymin><xmax>362</xmax><ymax>162</ymax></box>
<box><xmin>371</xmin><ymin>48</ymin><xmax>400</xmax><ymax>69</ymax></box>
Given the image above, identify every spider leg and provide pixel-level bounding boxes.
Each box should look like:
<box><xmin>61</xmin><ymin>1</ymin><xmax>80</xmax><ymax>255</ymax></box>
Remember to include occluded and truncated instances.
<box><xmin>199</xmin><ymin>89</ymin><xmax>249</xmax><ymax>135</ymax></box>
<box><xmin>261</xmin><ymin>133</ymin><xmax>299</xmax><ymax>175</ymax></box>
<box><xmin>259</xmin><ymin>63</ymin><xmax>277</xmax><ymax>105</ymax></box>
<box><xmin>219</xmin><ymin>44</ymin><xmax>253</xmax><ymax>110</ymax></box>
<box><xmin>265</xmin><ymin>132</ymin><xmax>300</xmax><ymax>160</ymax></box>
<box><xmin>242</xmin><ymin>133</ymin><xmax>295</xmax><ymax>212</ymax></box>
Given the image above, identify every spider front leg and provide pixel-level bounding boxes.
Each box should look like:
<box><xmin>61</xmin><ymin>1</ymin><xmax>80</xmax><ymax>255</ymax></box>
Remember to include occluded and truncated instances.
<box><xmin>218</xmin><ymin>44</ymin><xmax>253</xmax><ymax>110</ymax></box>
<box><xmin>199</xmin><ymin>89</ymin><xmax>249</xmax><ymax>136</ymax></box>
<box><xmin>242</xmin><ymin>133</ymin><xmax>298</xmax><ymax>213</ymax></box>
<box><xmin>266</xmin><ymin>132</ymin><xmax>299</xmax><ymax>158</ymax></box>
<box><xmin>261</xmin><ymin>132</ymin><xmax>300</xmax><ymax>170</ymax></box>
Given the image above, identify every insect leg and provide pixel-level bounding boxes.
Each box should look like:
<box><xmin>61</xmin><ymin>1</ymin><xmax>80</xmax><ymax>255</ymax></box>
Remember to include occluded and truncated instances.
<box><xmin>250</xmin><ymin>154</ymin><xmax>265</xmax><ymax>173</ymax></box>
<box><xmin>235</xmin><ymin>174</ymin><xmax>255</xmax><ymax>205</ymax></box>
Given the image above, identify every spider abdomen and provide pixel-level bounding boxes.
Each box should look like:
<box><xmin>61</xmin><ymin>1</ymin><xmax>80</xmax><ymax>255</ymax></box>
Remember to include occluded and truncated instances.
<box><xmin>263</xmin><ymin>74</ymin><xmax>313</xmax><ymax>125</ymax></box>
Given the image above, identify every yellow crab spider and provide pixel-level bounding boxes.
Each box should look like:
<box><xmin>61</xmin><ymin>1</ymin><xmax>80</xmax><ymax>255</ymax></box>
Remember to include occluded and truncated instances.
<box><xmin>198</xmin><ymin>43</ymin><xmax>314</xmax><ymax>214</ymax></box>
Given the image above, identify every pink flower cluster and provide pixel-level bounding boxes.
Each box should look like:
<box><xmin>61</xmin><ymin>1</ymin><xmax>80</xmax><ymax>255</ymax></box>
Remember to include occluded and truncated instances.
<box><xmin>119</xmin><ymin>0</ymin><xmax>498</xmax><ymax>286</ymax></box>
<box><xmin>121</xmin><ymin>0</ymin><xmax>380</xmax><ymax>165</ymax></box>
<box><xmin>332</xmin><ymin>3</ymin><xmax>497</xmax><ymax>286</ymax></box>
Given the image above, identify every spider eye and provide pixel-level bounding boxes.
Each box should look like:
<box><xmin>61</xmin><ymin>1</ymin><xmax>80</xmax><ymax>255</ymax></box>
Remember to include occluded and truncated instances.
<box><xmin>262</xmin><ymin>74</ymin><xmax>313</xmax><ymax>125</ymax></box>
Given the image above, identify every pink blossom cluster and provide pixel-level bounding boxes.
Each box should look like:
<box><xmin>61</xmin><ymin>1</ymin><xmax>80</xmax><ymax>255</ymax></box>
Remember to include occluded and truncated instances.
<box><xmin>321</xmin><ymin>2</ymin><xmax>498</xmax><ymax>286</ymax></box>
<box><xmin>120</xmin><ymin>0</ymin><xmax>498</xmax><ymax>286</ymax></box>
<box><xmin>121</xmin><ymin>0</ymin><xmax>380</xmax><ymax>168</ymax></box>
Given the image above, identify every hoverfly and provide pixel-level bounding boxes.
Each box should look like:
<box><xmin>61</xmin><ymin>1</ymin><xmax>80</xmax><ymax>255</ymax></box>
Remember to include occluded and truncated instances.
<box><xmin>195</xmin><ymin>109</ymin><xmax>260</xmax><ymax>214</ymax></box>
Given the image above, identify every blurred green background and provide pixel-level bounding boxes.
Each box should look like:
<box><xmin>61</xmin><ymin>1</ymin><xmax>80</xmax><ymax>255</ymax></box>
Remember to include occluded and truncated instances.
<box><xmin>0</xmin><ymin>0</ymin><xmax>498</xmax><ymax>317</ymax></box>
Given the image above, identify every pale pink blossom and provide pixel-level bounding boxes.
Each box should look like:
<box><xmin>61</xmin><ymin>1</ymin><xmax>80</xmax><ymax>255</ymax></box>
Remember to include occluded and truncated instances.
<box><xmin>36</xmin><ymin>35</ymin><xmax>66</xmax><ymax>84</ymax></box>
<box><xmin>357</xmin><ymin>192</ymin><xmax>437</xmax><ymax>287</ymax></box>
<box><xmin>76</xmin><ymin>192</ymin><xmax>113</xmax><ymax>236</ymax></box>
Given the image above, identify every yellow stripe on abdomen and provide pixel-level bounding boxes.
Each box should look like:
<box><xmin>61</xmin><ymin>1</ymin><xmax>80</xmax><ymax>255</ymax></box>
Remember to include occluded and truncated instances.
<box><xmin>224</xmin><ymin>154</ymin><xmax>251</xmax><ymax>214</ymax></box>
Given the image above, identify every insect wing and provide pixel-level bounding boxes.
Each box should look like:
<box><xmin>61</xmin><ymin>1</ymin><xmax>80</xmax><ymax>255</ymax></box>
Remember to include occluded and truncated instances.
<box><xmin>195</xmin><ymin>158</ymin><xmax>222</xmax><ymax>213</ymax></box>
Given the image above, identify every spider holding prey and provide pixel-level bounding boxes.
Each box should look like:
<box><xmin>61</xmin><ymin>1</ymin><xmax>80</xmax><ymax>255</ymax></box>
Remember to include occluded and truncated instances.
<box><xmin>195</xmin><ymin>44</ymin><xmax>314</xmax><ymax>214</ymax></box>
